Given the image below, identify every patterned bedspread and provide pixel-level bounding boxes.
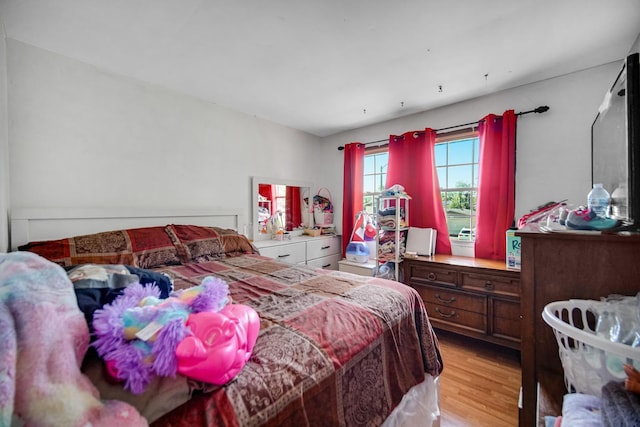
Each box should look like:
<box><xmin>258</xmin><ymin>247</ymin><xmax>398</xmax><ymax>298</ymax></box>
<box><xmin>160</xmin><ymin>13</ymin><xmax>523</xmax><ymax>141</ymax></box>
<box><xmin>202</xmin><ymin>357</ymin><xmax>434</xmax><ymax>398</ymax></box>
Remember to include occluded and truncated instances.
<box><xmin>150</xmin><ymin>253</ymin><xmax>442</xmax><ymax>427</ymax></box>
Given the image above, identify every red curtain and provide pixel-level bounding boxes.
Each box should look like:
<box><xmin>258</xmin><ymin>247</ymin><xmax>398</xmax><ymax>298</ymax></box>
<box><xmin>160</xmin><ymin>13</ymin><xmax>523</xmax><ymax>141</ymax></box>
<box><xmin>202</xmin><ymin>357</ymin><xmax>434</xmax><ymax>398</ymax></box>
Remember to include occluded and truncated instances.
<box><xmin>285</xmin><ymin>186</ymin><xmax>302</xmax><ymax>230</ymax></box>
<box><xmin>386</xmin><ymin>130</ymin><xmax>451</xmax><ymax>254</ymax></box>
<box><xmin>342</xmin><ymin>143</ymin><xmax>365</xmax><ymax>256</ymax></box>
<box><xmin>258</xmin><ymin>184</ymin><xmax>276</xmax><ymax>216</ymax></box>
<box><xmin>474</xmin><ymin>110</ymin><xmax>517</xmax><ymax>260</ymax></box>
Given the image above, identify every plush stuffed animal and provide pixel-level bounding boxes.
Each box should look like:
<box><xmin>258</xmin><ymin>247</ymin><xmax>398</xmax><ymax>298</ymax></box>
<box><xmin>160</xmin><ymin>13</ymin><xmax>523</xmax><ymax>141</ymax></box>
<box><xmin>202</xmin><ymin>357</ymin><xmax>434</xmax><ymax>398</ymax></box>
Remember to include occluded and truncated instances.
<box><xmin>92</xmin><ymin>276</ymin><xmax>259</xmax><ymax>394</ymax></box>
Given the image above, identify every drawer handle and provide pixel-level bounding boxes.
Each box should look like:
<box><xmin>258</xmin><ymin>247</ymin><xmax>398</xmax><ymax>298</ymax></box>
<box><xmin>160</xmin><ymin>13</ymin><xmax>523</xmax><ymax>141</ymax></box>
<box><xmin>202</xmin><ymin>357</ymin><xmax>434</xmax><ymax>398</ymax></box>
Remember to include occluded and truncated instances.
<box><xmin>278</xmin><ymin>254</ymin><xmax>291</xmax><ymax>258</ymax></box>
<box><xmin>321</xmin><ymin>245</ymin><xmax>331</xmax><ymax>250</ymax></box>
<box><xmin>322</xmin><ymin>263</ymin><xmax>331</xmax><ymax>268</ymax></box>
<box><xmin>484</xmin><ymin>281</ymin><xmax>494</xmax><ymax>291</ymax></box>
<box><xmin>435</xmin><ymin>293</ymin><xmax>456</xmax><ymax>304</ymax></box>
<box><xmin>427</xmin><ymin>272</ymin><xmax>437</xmax><ymax>281</ymax></box>
<box><xmin>435</xmin><ymin>307</ymin><xmax>456</xmax><ymax>318</ymax></box>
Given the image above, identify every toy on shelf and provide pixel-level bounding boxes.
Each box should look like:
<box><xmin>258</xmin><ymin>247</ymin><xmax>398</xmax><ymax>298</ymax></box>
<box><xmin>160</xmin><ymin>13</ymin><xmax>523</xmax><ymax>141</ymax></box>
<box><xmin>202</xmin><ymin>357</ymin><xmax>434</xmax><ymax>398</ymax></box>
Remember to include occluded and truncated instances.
<box><xmin>346</xmin><ymin>211</ymin><xmax>376</xmax><ymax>263</ymax></box>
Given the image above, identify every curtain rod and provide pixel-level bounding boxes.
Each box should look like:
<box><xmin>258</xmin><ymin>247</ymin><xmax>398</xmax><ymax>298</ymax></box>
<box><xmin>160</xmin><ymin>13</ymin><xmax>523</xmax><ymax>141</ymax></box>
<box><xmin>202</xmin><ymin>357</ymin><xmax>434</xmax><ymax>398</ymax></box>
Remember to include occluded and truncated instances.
<box><xmin>336</xmin><ymin>105</ymin><xmax>549</xmax><ymax>151</ymax></box>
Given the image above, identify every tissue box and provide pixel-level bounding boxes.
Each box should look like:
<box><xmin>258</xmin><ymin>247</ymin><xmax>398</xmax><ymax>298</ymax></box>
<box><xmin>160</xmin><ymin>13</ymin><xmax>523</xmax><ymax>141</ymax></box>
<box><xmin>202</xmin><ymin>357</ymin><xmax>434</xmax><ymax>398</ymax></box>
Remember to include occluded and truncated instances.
<box><xmin>506</xmin><ymin>230</ymin><xmax>521</xmax><ymax>270</ymax></box>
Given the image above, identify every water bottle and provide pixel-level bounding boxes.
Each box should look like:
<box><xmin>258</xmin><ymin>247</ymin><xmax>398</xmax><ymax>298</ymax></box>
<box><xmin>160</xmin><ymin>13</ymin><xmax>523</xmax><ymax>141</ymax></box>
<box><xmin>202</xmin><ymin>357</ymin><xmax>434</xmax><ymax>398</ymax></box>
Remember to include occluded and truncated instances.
<box><xmin>587</xmin><ymin>183</ymin><xmax>610</xmax><ymax>218</ymax></box>
<box><xmin>610</xmin><ymin>182</ymin><xmax>628</xmax><ymax>220</ymax></box>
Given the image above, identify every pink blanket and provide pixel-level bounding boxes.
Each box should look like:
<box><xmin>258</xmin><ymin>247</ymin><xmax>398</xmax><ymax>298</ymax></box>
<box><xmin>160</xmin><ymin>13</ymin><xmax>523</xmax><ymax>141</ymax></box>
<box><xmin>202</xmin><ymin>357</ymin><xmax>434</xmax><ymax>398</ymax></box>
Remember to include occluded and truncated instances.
<box><xmin>0</xmin><ymin>251</ymin><xmax>147</xmax><ymax>427</ymax></box>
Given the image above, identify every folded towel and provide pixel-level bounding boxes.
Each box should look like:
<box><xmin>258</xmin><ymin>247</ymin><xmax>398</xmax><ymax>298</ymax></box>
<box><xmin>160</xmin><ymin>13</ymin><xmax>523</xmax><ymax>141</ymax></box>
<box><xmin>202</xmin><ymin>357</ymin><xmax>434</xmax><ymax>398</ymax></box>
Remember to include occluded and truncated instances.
<box><xmin>601</xmin><ymin>381</ymin><xmax>640</xmax><ymax>427</ymax></box>
<box><xmin>562</xmin><ymin>393</ymin><xmax>602</xmax><ymax>426</ymax></box>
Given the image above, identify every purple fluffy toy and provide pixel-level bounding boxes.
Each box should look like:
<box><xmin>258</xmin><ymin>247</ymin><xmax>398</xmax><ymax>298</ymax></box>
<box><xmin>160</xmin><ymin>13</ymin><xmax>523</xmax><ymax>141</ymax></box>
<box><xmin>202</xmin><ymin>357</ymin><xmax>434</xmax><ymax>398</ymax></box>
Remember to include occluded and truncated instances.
<box><xmin>92</xmin><ymin>276</ymin><xmax>229</xmax><ymax>394</ymax></box>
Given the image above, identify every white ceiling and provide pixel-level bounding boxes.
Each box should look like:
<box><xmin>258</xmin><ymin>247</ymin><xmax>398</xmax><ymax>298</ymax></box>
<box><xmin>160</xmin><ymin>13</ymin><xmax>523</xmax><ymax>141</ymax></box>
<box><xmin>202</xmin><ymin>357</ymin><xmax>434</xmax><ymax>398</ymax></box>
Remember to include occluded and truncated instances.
<box><xmin>2</xmin><ymin>0</ymin><xmax>639</xmax><ymax>137</ymax></box>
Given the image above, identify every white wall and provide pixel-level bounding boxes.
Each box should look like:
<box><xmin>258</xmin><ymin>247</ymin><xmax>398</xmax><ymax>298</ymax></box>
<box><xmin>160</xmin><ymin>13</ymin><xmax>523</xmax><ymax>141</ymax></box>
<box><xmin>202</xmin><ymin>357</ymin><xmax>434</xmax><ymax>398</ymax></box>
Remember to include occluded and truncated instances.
<box><xmin>0</xmin><ymin>29</ymin><xmax>9</xmax><ymax>252</ymax></box>
<box><xmin>6</xmin><ymin>40</ymin><xmax>324</xmax><ymax>246</ymax></box>
<box><xmin>4</xmin><ymin>37</ymin><xmax>627</xmax><ymax>248</ymax></box>
<box><xmin>320</xmin><ymin>61</ymin><xmax>622</xmax><ymax>229</ymax></box>
<box><xmin>631</xmin><ymin>33</ymin><xmax>640</xmax><ymax>54</ymax></box>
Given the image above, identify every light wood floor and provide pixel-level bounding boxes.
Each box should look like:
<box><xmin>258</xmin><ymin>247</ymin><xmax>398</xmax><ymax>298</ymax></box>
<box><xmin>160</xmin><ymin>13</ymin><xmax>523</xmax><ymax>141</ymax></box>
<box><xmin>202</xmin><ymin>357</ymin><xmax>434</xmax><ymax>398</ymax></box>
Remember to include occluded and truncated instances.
<box><xmin>436</xmin><ymin>330</ymin><xmax>521</xmax><ymax>427</ymax></box>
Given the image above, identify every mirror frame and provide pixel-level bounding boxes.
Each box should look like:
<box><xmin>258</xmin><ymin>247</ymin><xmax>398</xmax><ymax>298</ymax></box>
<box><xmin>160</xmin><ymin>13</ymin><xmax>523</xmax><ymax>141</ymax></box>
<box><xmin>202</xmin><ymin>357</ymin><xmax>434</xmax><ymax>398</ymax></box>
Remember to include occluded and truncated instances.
<box><xmin>252</xmin><ymin>176</ymin><xmax>313</xmax><ymax>241</ymax></box>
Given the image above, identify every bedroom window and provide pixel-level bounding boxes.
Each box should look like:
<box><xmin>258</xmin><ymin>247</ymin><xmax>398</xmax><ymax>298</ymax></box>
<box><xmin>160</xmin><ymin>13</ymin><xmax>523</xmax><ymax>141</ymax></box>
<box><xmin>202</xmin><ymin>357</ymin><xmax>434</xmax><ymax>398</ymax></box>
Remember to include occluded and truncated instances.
<box><xmin>435</xmin><ymin>131</ymin><xmax>479</xmax><ymax>238</ymax></box>
<box><xmin>363</xmin><ymin>149</ymin><xmax>389</xmax><ymax>216</ymax></box>
<box><xmin>274</xmin><ymin>184</ymin><xmax>287</xmax><ymax>213</ymax></box>
<box><xmin>363</xmin><ymin>129</ymin><xmax>479</xmax><ymax>237</ymax></box>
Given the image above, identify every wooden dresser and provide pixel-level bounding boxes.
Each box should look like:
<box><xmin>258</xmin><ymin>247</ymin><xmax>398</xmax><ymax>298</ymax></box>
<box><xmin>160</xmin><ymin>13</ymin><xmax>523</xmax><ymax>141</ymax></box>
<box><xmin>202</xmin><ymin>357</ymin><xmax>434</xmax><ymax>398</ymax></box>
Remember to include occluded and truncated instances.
<box><xmin>402</xmin><ymin>255</ymin><xmax>521</xmax><ymax>350</ymax></box>
<box><xmin>518</xmin><ymin>230</ymin><xmax>640</xmax><ymax>427</ymax></box>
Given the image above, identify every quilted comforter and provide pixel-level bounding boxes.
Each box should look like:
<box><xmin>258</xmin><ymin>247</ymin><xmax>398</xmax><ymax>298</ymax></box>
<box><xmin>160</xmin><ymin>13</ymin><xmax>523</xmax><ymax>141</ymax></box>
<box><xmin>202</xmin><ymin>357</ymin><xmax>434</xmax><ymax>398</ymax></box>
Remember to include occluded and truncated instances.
<box><xmin>3</xmin><ymin>244</ymin><xmax>442</xmax><ymax>426</ymax></box>
<box><xmin>149</xmin><ymin>253</ymin><xmax>442</xmax><ymax>426</ymax></box>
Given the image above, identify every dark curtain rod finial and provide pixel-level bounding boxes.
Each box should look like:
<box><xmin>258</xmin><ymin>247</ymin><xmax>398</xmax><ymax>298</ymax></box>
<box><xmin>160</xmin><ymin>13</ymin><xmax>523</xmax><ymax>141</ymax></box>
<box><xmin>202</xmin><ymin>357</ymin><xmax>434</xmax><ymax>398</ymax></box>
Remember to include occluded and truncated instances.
<box><xmin>534</xmin><ymin>105</ymin><xmax>550</xmax><ymax>114</ymax></box>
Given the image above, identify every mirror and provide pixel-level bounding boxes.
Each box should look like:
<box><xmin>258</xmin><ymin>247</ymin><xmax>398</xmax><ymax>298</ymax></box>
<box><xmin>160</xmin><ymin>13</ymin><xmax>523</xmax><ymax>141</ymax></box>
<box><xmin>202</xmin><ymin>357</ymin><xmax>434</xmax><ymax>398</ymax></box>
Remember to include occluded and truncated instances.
<box><xmin>252</xmin><ymin>176</ymin><xmax>313</xmax><ymax>241</ymax></box>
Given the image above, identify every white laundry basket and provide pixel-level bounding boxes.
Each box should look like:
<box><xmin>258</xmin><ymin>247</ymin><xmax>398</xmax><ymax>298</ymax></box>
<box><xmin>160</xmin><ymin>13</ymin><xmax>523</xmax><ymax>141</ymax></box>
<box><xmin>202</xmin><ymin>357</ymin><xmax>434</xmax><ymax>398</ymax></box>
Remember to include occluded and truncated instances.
<box><xmin>542</xmin><ymin>299</ymin><xmax>640</xmax><ymax>397</ymax></box>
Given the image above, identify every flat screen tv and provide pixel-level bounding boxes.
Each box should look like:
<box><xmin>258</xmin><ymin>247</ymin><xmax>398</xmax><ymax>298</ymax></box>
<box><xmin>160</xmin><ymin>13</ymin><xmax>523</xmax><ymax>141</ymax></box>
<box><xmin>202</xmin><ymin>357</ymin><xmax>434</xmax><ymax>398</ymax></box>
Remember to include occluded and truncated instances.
<box><xmin>591</xmin><ymin>52</ymin><xmax>640</xmax><ymax>229</ymax></box>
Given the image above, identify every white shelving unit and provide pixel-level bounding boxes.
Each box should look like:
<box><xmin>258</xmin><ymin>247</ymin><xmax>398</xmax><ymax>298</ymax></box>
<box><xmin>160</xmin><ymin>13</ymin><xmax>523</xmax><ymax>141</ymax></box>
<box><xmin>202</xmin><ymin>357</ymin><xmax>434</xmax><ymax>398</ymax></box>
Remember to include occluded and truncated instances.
<box><xmin>376</xmin><ymin>194</ymin><xmax>410</xmax><ymax>281</ymax></box>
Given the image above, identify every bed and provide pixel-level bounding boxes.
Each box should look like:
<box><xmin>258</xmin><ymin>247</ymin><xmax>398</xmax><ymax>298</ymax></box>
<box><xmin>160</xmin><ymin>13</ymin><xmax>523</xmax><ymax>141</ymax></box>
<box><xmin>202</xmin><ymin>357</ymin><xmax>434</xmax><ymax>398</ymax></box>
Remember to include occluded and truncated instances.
<box><xmin>5</xmin><ymin>208</ymin><xmax>443</xmax><ymax>427</ymax></box>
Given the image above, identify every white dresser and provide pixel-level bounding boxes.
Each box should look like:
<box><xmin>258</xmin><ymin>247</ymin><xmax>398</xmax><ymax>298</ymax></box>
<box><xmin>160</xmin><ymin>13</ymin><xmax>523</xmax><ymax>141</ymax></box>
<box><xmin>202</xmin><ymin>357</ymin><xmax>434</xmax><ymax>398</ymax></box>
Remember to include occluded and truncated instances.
<box><xmin>253</xmin><ymin>235</ymin><xmax>342</xmax><ymax>270</ymax></box>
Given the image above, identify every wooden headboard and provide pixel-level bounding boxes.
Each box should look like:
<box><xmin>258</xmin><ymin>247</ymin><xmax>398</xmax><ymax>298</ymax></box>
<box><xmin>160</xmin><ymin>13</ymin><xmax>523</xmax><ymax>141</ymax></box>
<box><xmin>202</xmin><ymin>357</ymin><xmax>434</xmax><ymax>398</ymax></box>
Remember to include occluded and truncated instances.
<box><xmin>10</xmin><ymin>208</ymin><xmax>241</xmax><ymax>250</ymax></box>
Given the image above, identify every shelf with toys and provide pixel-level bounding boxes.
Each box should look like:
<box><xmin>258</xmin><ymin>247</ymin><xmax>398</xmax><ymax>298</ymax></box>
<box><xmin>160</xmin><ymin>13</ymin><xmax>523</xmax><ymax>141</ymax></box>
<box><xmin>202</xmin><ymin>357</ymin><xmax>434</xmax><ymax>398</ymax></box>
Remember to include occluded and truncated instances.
<box><xmin>376</xmin><ymin>186</ymin><xmax>410</xmax><ymax>281</ymax></box>
<box><xmin>345</xmin><ymin>211</ymin><xmax>377</xmax><ymax>263</ymax></box>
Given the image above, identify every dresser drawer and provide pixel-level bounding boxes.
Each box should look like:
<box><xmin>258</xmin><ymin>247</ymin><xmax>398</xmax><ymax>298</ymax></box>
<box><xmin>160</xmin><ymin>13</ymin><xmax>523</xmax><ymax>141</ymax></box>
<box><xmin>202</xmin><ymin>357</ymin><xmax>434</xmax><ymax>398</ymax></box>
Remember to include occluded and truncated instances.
<box><xmin>307</xmin><ymin>253</ymin><xmax>341</xmax><ymax>270</ymax></box>
<box><xmin>460</xmin><ymin>271</ymin><xmax>520</xmax><ymax>298</ymax></box>
<box><xmin>306</xmin><ymin>236</ymin><xmax>341</xmax><ymax>260</ymax></box>
<box><xmin>412</xmin><ymin>284</ymin><xmax>486</xmax><ymax>314</ymax></box>
<box><xmin>406</xmin><ymin>262</ymin><xmax>458</xmax><ymax>287</ymax></box>
<box><xmin>491</xmin><ymin>298</ymin><xmax>521</xmax><ymax>342</ymax></box>
<box><xmin>257</xmin><ymin>242</ymin><xmax>306</xmax><ymax>265</ymax></box>
<box><xmin>425</xmin><ymin>302</ymin><xmax>487</xmax><ymax>334</ymax></box>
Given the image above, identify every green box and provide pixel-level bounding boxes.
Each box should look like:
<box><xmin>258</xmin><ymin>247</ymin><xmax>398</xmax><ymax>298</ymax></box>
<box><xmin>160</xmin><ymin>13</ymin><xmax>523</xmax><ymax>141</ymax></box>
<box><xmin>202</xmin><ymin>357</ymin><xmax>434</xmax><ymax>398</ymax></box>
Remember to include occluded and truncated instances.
<box><xmin>506</xmin><ymin>229</ymin><xmax>521</xmax><ymax>270</ymax></box>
